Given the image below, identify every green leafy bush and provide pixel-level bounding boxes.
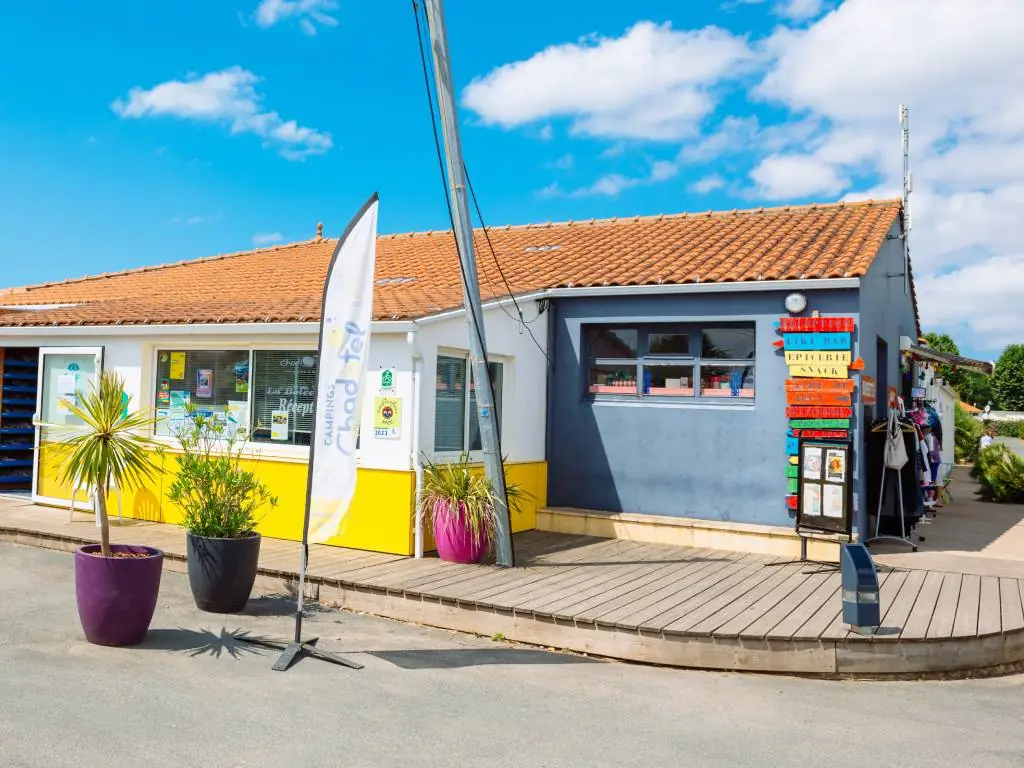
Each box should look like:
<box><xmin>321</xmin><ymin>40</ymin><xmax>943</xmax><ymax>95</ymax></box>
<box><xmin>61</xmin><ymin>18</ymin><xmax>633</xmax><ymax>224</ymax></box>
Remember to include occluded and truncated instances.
<box><xmin>954</xmin><ymin>404</ymin><xmax>983</xmax><ymax>464</ymax></box>
<box><xmin>987</xmin><ymin>420</ymin><xmax>1024</xmax><ymax>438</ymax></box>
<box><xmin>972</xmin><ymin>443</ymin><xmax>1024</xmax><ymax>504</ymax></box>
<box><xmin>167</xmin><ymin>407</ymin><xmax>277</xmax><ymax>538</ymax></box>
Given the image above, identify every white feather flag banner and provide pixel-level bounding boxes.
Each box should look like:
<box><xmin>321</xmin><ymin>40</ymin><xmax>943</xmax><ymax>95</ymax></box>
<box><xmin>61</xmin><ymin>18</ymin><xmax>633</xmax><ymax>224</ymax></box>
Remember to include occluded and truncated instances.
<box><xmin>306</xmin><ymin>193</ymin><xmax>379</xmax><ymax>545</ymax></box>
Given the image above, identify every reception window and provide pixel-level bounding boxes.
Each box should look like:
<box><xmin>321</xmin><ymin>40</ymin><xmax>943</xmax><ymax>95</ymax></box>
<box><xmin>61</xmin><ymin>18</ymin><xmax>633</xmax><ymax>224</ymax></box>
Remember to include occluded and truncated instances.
<box><xmin>153</xmin><ymin>348</ymin><xmax>321</xmax><ymax>446</ymax></box>
<box><xmin>434</xmin><ymin>354</ymin><xmax>504</xmax><ymax>453</ymax></box>
<box><xmin>585</xmin><ymin>323</ymin><xmax>755</xmax><ymax>401</ymax></box>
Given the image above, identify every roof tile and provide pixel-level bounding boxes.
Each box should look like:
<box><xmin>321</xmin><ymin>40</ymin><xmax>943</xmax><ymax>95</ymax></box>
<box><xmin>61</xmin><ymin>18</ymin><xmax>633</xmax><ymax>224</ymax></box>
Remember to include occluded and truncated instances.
<box><xmin>0</xmin><ymin>200</ymin><xmax>902</xmax><ymax>327</ymax></box>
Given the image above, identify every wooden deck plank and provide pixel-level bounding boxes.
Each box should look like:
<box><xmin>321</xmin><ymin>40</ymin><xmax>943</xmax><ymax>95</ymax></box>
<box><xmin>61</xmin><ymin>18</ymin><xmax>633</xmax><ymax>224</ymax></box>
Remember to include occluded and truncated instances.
<box><xmin>951</xmin><ymin>574</ymin><xmax>981</xmax><ymax>638</ymax></box>
<box><xmin>438</xmin><ymin>539</ymin><xmax>640</xmax><ymax>602</ymax></box>
<box><xmin>791</xmin><ymin>580</ymin><xmax>844</xmax><ymax>640</ymax></box>
<box><xmin>644</xmin><ymin>556</ymin><xmax>776</xmax><ymax>633</ymax></box>
<box><xmin>900</xmin><ymin>571</ymin><xmax>944</xmax><ymax>640</ymax></box>
<box><xmin>311</xmin><ymin>553</ymin><xmax>409</xmax><ymax>580</ymax></box>
<box><xmin>683</xmin><ymin>563</ymin><xmax>806</xmax><ymax>637</ymax></box>
<box><xmin>598</xmin><ymin>552</ymin><xmax>753</xmax><ymax>628</ymax></box>
<box><xmin>999</xmin><ymin>578</ymin><xmax>1024</xmax><ymax>633</ymax></box>
<box><xmin>925</xmin><ymin>573</ymin><xmax>963</xmax><ymax>639</ymax></box>
<box><xmin>820</xmin><ymin>569</ymin><xmax>893</xmax><ymax>641</ymax></box>
<box><xmin>334</xmin><ymin>555</ymin><xmax>449</xmax><ymax>587</ymax></box>
<box><xmin>402</xmin><ymin>537</ymin><xmax>625</xmax><ymax>596</ymax></box>
<box><xmin>978</xmin><ymin>576</ymin><xmax>1003</xmax><ymax>637</ymax></box>
<box><xmin>549</xmin><ymin>550</ymin><xmax>717</xmax><ymax>621</ymax></box>
<box><xmin>735</xmin><ymin>569</ymin><xmax>831</xmax><ymax>639</ymax></box>
<box><xmin>518</xmin><ymin>560</ymin><xmax>661</xmax><ymax>615</ymax></box>
<box><xmin>869</xmin><ymin>569</ymin><xmax>908</xmax><ymax>637</ymax></box>
<box><xmin>872</xmin><ymin>569</ymin><xmax>927</xmax><ymax>641</ymax></box>
<box><xmin>469</xmin><ymin>542</ymin><xmax>651</xmax><ymax>609</ymax></box>
<box><xmin>765</xmin><ymin>574</ymin><xmax>837</xmax><ymax>639</ymax></box>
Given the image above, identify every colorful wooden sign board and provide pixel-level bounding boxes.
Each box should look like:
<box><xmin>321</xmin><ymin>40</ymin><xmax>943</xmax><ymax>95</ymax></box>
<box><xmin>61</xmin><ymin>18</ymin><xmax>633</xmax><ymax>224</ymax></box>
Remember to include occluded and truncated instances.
<box><xmin>778</xmin><ymin>315</ymin><xmax>856</xmax><ymax>512</ymax></box>
<box><xmin>783</xmin><ymin>333</ymin><xmax>851</xmax><ymax>351</ymax></box>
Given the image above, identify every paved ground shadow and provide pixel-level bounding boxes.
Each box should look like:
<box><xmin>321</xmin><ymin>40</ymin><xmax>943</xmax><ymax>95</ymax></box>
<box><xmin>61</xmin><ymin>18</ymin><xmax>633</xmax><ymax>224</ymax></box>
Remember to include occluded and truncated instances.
<box><xmin>240</xmin><ymin>593</ymin><xmax>332</xmax><ymax>618</ymax></box>
<box><xmin>366</xmin><ymin>647</ymin><xmax>597</xmax><ymax>670</ymax></box>
<box><xmin>139</xmin><ymin>627</ymin><xmax>273</xmax><ymax>659</ymax></box>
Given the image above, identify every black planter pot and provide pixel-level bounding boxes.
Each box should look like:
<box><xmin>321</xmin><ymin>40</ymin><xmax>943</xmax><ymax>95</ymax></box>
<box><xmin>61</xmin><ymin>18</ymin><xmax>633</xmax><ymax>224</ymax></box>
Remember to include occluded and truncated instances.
<box><xmin>186</xmin><ymin>532</ymin><xmax>261</xmax><ymax>613</ymax></box>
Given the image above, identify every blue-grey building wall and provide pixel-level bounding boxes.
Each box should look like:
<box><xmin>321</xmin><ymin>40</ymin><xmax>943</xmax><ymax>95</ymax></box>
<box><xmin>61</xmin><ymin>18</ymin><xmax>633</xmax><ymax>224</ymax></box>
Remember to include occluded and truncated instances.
<box><xmin>854</xmin><ymin>219</ymin><xmax>919</xmax><ymax>536</ymax></box>
<box><xmin>546</xmin><ymin>289</ymin><xmax>860</xmax><ymax>528</ymax></box>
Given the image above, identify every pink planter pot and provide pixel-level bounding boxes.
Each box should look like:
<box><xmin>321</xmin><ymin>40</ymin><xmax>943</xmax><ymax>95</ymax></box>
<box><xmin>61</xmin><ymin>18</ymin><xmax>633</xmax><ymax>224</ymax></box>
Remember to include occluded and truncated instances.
<box><xmin>432</xmin><ymin>503</ymin><xmax>490</xmax><ymax>564</ymax></box>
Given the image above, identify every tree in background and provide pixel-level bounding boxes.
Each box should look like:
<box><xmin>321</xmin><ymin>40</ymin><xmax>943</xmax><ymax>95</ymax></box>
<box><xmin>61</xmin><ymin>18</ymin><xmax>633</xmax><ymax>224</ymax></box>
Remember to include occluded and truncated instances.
<box><xmin>923</xmin><ymin>332</ymin><xmax>964</xmax><ymax>391</ymax></box>
<box><xmin>993</xmin><ymin>344</ymin><xmax>1024</xmax><ymax>412</ymax></box>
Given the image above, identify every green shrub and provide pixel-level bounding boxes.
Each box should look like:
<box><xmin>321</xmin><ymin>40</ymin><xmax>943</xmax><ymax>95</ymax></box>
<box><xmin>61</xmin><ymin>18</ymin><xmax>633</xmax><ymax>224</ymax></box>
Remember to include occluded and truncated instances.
<box><xmin>954</xmin><ymin>404</ymin><xmax>983</xmax><ymax>464</ymax></box>
<box><xmin>973</xmin><ymin>443</ymin><xmax>1024</xmax><ymax>504</ymax></box>
<box><xmin>989</xmin><ymin>420</ymin><xmax>1024</xmax><ymax>438</ymax></box>
<box><xmin>167</xmin><ymin>407</ymin><xmax>277</xmax><ymax>538</ymax></box>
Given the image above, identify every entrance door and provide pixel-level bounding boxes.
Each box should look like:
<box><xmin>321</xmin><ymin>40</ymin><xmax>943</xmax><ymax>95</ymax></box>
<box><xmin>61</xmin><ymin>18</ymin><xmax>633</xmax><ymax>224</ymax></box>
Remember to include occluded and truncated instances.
<box><xmin>32</xmin><ymin>347</ymin><xmax>103</xmax><ymax>505</ymax></box>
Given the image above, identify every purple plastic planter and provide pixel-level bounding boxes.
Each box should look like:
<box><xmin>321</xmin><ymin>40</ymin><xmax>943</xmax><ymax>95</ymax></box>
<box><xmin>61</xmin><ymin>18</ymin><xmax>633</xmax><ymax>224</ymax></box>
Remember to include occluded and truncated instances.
<box><xmin>74</xmin><ymin>544</ymin><xmax>163</xmax><ymax>646</ymax></box>
<box><xmin>432</xmin><ymin>505</ymin><xmax>490</xmax><ymax>564</ymax></box>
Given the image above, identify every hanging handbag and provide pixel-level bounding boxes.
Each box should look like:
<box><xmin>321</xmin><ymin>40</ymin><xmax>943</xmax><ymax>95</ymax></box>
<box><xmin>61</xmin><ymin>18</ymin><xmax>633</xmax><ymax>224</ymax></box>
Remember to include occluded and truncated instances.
<box><xmin>884</xmin><ymin>411</ymin><xmax>909</xmax><ymax>469</ymax></box>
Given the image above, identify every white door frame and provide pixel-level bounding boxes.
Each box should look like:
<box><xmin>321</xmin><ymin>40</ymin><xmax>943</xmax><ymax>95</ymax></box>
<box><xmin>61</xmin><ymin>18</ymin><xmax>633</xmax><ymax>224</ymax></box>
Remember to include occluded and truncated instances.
<box><xmin>32</xmin><ymin>346</ymin><xmax>104</xmax><ymax>506</ymax></box>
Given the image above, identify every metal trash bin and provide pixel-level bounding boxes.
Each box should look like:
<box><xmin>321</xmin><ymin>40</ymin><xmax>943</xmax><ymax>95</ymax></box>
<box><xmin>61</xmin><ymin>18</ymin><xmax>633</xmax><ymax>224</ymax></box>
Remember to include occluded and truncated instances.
<box><xmin>840</xmin><ymin>543</ymin><xmax>880</xmax><ymax>634</ymax></box>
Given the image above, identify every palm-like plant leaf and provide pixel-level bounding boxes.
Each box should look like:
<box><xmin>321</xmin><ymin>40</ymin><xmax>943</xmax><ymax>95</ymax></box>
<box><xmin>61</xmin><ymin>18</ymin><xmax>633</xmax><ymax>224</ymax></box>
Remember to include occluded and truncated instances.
<box><xmin>40</xmin><ymin>371</ymin><xmax>162</xmax><ymax>556</ymax></box>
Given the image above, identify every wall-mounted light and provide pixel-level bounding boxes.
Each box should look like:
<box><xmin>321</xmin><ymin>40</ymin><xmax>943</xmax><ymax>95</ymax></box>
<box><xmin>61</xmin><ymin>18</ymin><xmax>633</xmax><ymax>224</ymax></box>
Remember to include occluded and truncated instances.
<box><xmin>784</xmin><ymin>293</ymin><xmax>807</xmax><ymax>314</ymax></box>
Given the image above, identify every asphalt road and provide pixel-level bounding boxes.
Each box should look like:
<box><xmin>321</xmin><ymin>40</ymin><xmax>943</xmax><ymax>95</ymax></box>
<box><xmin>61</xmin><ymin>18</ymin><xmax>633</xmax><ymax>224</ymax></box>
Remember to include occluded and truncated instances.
<box><xmin>1</xmin><ymin>541</ymin><xmax>1023</xmax><ymax>768</ymax></box>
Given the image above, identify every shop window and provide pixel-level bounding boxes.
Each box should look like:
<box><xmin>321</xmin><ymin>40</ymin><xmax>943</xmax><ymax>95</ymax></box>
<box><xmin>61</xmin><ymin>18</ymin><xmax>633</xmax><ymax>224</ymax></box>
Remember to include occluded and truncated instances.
<box><xmin>585</xmin><ymin>323</ymin><xmax>755</xmax><ymax>402</ymax></box>
<box><xmin>250</xmin><ymin>351</ymin><xmax>318</xmax><ymax>446</ymax></box>
<box><xmin>154</xmin><ymin>349</ymin><xmax>250</xmax><ymax>436</ymax></box>
<box><xmin>434</xmin><ymin>354</ymin><xmax>504</xmax><ymax>453</ymax></box>
<box><xmin>154</xmin><ymin>348</ymin><xmax>328</xmax><ymax>446</ymax></box>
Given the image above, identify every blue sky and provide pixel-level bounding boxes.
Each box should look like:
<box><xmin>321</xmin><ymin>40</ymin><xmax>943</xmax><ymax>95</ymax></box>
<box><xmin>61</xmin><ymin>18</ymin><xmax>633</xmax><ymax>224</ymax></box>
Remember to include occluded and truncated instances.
<box><xmin>1</xmin><ymin>0</ymin><xmax>1021</xmax><ymax>356</ymax></box>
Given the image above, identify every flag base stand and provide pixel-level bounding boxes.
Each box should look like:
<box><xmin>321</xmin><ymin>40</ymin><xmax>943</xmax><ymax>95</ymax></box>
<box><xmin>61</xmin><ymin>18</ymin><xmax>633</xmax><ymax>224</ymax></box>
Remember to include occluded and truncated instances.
<box><xmin>236</xmin><ymin>634</ymin><xmax>364</xmax><ymax>672</ymax></box>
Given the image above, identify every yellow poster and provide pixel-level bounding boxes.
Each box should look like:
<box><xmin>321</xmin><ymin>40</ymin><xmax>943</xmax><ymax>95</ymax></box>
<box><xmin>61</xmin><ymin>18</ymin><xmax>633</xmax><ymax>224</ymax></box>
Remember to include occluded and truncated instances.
<box><xmin>784</xmin><ymin>351</ymin><xmax>852</xmax><ymax>366</ymax></box>
<box><xmin>169</xmin><ymin>352</ymin><xmax>186</xmax><ymax>380</ymax></box>
<box><xmin>789</xmin><ymin>364</ymin><xmax>849</xmax><ymax>379</ymax></box>
<box><xmin>373</xmin><ymin>396</ymin><xmax>401</xmax><ymax>439</ymax></box>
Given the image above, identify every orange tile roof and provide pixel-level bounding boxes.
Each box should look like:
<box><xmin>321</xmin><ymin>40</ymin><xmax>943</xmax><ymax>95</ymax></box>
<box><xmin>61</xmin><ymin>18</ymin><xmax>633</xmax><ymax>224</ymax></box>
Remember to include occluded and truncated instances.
<box><xmin>0</xmin><ymin>199</ymin><xmax>902</xmax><ymax>327</ymax></box>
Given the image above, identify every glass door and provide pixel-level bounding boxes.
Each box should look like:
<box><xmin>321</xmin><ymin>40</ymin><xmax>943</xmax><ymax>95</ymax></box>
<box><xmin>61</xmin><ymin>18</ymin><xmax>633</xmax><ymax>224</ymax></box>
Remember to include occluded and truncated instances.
<box><xmin>32</xmin><ymin>347</ymin><xmax>103</xmax><ymax>505</ymax></box>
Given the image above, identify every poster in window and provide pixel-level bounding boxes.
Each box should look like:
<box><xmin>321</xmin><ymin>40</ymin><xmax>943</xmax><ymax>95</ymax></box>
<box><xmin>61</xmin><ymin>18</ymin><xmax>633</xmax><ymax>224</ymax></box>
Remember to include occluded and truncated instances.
<box><xmin>803</xmin><ymin>484</ymin><xmax>822</xmax><ymax>517</ymax></box>
<box><xmin>825</xmin><ymin>449</ymin><xmax>846</xmax><ymax>483</ymax></box>
<box><xmin>234</xmin><ymin>362</ymin><xmax>249</xmax><ymax>394</ymax></box>
<box><xmin>822</xmin><ymin>484</ymin><xmax>844</xmax><ymax>518</ymax></box>
<box><xmin>155</xmin><ymin>408</ymin><xmax>171</xmax><ymax>437</ymax></box>
<box><xmin>227</xmin><ymin>401</ymin><xmax>248</xmax><ymax>437</ymax></box>
<box><xmin>157</xmin><ymin>378</ymin><xmax>171</xmax><ymax>407</ymax></box>
<box><xmin>170</xmin><ymin>390</ymin><xmax>190</xmax><ymax>409</ymax></box>
<box><xmin>270</xmin><ymin>410</ymin><xmax>290</xmax><ymax>441</ymax></box>
<box><xmin>802</xmin><ymin>447</ymin><xmax>822</xmax><ymax>480</ymax></box>
<box><xmin>169</xmin><ymin>352</ymin><xmax>186</xmax><ymax>380</ymax></box>
<box><xmin>373</xmin><ymin>396</ymin><xmax>401</xmax><ymax>439</ymax></box>
<box><xmin>196</xmin><ymin>369</ymin><xmax>213</xmax><ymax>399</ymax></box>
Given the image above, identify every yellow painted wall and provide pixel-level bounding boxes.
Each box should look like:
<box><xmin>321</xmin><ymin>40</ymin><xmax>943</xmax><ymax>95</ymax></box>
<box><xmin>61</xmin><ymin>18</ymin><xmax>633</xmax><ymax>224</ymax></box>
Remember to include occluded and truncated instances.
<box><xmin>37</xmin><ymin>444</ymin><xmax>546</xmax><ymax>556</ymax></box>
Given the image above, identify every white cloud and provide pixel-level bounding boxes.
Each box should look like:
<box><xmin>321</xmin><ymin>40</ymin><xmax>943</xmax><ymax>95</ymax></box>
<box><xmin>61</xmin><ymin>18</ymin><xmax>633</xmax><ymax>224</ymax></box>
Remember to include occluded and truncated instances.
<box><xmin>775</xmin><ymin>0</ymin><xmax>827</xmax><ymax>21</ymax></box>
<box><xmin>538</xmin><ymin>125</ymin><xmax>554</xmax><ymax>141</ymax></box>
<box><xmin>749</xmin><ymin>153</ymin><xmax>847</xmax><ymax>199</ymax></box>
<box><xmin>649</xmin><ymin>160</ymin><xmax>679</xmax><ymax>182</ymax></box>
<box><xmin>253</xmin><ymin>0</ymin><xmax>338</xmax><ymax>35</ymax></box>
<box><xmin>600</xmin><ymin>142</ymin><xmax>626</xmax><ymax>159</ymax></box>
<box><xmin>112</xmin><ymin>67</ymin><xmax>332</xmax><ymax>160</ymax></box>
<box><xmin>546</xmin><ymin>153</ymin><xmax>574</xmax><ymax>171</ymax></box>
<box><xmin>917</xmin><ymin>256</ymin><xmax>1024</xmax><ymax>351</ymax></box>
<box><xmin>252</xmin><ymin>232</ymin><xmax>285</xmax><ymax>245</ymax></box>
<box><xmin>170</xmin><ymin>214</ymin><xmax>220</xmax><ymax>226</ymax></box>
<box><xmin>689</xmin><ymin>174</ymin><xmax>726</xmax><ymax>194</ymax></box>
<box><xmin>462</xmin><ymin>21</ymin><xmax>755</xmax><ymax>140</ymax></box>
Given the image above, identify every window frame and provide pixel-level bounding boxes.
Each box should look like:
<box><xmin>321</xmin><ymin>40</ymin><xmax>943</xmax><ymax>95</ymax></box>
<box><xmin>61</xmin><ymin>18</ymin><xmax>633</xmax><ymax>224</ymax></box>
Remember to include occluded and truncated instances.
<box><xmin>584</xmin><ymin>322</ymin><xmax>756</xmax><ymax>405</ymax></box>
<box><xmin>148</xmin><ymin>342</ymin><xmax>327</xmax><ymax>463</ymax></box>
<box><xmin>431</xmin><ymin>348</ymin><xmax>507</xmax><ymax>459</ymax></box>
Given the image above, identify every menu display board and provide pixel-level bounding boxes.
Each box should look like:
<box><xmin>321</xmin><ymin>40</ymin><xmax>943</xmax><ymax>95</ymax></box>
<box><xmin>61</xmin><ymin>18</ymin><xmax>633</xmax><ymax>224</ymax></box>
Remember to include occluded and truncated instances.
<box><xmin>796</xmin><ymin>438</ymin><xmax>852</xmax><ymax>536</ymax></box>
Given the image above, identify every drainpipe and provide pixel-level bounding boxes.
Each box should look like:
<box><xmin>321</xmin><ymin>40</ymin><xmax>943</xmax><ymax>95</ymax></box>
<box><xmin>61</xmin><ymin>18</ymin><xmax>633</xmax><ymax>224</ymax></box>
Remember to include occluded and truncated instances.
<box><xmin>407</xmin><ymin>329</ymin><xmax>425</xmax><ymax>558</ymax></box>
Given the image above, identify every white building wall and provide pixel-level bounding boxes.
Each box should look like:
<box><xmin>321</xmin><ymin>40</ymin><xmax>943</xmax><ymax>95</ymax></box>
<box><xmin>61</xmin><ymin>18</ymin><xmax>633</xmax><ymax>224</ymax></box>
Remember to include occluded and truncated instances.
<box><xmin>0</xmin><ymin>328</ymin><xmax>414</xmax><ymax>472</ymax></box>
<box><xmin>413</xmin><ymin>299</ymin><xmax>549</xmax><ymax>464</ymax></box>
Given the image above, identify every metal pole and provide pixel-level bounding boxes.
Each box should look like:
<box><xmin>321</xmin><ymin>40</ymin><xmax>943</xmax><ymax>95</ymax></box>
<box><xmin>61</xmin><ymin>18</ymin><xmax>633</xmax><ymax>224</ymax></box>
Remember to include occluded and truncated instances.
<box><xmin>423</xmin><ymin>0</ymin><xmax>514</xmax><ymax>567</ymax></box>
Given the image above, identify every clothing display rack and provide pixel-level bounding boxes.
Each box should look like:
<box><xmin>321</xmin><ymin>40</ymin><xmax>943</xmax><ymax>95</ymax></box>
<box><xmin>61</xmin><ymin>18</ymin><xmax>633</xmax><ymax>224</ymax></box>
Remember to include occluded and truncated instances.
<box><xmin>866</xmin><ymin>399</ymin><xmax>922</xmax><ymax>552</ymax></box>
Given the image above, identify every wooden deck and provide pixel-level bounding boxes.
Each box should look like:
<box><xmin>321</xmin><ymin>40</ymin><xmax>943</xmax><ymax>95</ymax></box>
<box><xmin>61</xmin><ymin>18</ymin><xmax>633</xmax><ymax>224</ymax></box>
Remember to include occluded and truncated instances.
<box><xmin>2</xmin><ymin>494</ymin><xmax>1023</xmax><ymax>678</ymax></box>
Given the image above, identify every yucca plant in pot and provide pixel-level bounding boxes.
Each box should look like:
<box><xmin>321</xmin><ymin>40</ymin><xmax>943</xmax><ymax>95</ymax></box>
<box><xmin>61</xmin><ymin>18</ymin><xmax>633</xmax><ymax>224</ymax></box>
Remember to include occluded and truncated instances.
<box><xmin>168</xmin><ymin>406</ymin><xmax>277</xmax><ymax>613</ymax></box>
<box><xmin>43</xmin><ymin>371</ymin><xmax>164</xmax><ymax>647</ymax></box>
<box><xmin>419</xmin><ymin>453</ymin><xmax>528</xmax><ymax>564</ymax></box>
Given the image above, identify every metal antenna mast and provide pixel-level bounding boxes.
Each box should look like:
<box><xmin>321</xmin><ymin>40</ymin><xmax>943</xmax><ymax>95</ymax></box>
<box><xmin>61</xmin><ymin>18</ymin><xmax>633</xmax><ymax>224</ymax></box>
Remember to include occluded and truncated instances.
<box><xmin>423</xmin><ymin>0</ymin><xmax>514</xmax><ymax>567</ymax></box>
<box><xmin>900</xmin><ymin>104</ymin><xmax>912</xmax><ymax>296</ymax></box>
